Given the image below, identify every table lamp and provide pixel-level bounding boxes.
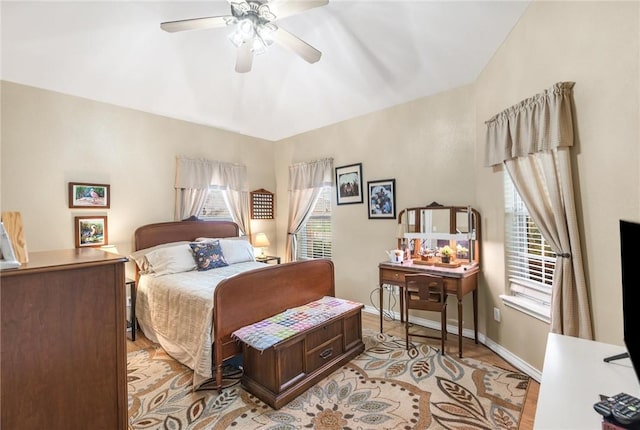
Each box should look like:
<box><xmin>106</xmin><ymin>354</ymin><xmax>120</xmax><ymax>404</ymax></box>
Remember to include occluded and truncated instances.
<box><xmin>253</xmin><ymin>233</ymin><xmax>270</xmax><ymax>260</ymax></box>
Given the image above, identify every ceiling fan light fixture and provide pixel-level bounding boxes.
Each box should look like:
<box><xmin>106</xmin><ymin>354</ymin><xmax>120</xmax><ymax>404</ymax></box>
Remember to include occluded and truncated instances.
<box><xmin>161</xmin><ymin>0</ymin><xmax>329</xmax><ymax>73</ymax></box>
<box><xmin>228</xmin><ymin>18</ymin><xmax>255</xmax><ymax>47</ymax></box>
<box><xmin>252</xmin><ymin>37</ymin><xmax>267</xmax><ymax>55</ymax></box>
<box><xmin>256</xmin><ymin>24</ymin><xmax>275</xmax><ymax>44</ymax></box>
<box><xmin>238</xmin><ymin>18</ymin><xmax>255</xmax><ymax>37</ymax></box>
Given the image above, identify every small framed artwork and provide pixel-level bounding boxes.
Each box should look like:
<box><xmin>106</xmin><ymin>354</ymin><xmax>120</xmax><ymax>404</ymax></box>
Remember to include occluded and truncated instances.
<box><xmin>335</xmin><ymin>163</ymin><xmax>363</xmax><ymax>205</ymax></box>
<box><xmin>367</xmin><ymin>179</ymin><xmax>396</xmax><ymax>219</ymax></box>
<box><xmin>75</xmin><ymin>216</ymin><xmax>108</xmax><ymax>248</ymax></box>
<box><xmin>69</xmin><ymin>183</ymin><xmax>110</xmax><ymax>209</ymax></box>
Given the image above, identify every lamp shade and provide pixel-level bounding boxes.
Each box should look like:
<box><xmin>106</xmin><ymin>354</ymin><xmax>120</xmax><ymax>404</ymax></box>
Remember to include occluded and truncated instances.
<box><xmin>253</xmin><ymin>233</ymin><xmax>270</xmax><ymax>248</ymax></box>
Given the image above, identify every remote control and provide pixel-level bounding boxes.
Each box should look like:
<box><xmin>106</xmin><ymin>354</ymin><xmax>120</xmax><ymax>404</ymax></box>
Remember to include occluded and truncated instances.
<box><xmin>612</xmin><ymin>394</ymin><xmax>640</xmax><ymax>425</ymax></box>
<box><xmin>594</xmin><ymin>393</ymin><xmax>640</xmax><ymax>425</ymax></box>
<box><xmin>594</xmin><ymin>395</ymin><xmax>617</xmax><ymax>418</ymax></box>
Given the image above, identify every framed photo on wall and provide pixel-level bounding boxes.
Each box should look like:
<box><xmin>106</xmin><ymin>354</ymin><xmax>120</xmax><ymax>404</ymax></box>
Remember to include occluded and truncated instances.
<box><xmin>69</xmin><ymin>182</ymin><xmax>110</xmax><ymax>208</ymax></box>
<box><xmin>367</xmin><ymin>179</ymin><xmax>396</xmax><ymax>219</ymax></box>
<box><xmin>75</xmin><ymin>216</ymin><xmax>108</xmax><ymax>248</ymax></box>
<box><xmin>335</xmin><ymin>163</ymin><xmax>363</xmax><ymax>205</ymax></box>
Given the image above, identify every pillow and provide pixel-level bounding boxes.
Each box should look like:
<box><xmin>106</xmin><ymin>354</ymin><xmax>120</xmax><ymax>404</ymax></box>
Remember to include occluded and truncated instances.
<box><xmin>130</xmin><ymin>241</ymin><xmax>190</xmax><ymax>274</ymax></box>
<box><xmin>189</xmin><ymin>241</ymin><xmax>228</xmax><ymax>271</ymax></box>
<box><xmin>219</xmin><ymin>238</ymin><xmax>256</xmax><ymax>264</ymax></box>
<box><xmin>196</xmin><ymin>237</ymin><xmax>256</xmax><ymax>264</ymax></box>
<box><xmin>145</xmin><ymin>244</ymin><xmax>197</xmax><ymax>276</ymax></box>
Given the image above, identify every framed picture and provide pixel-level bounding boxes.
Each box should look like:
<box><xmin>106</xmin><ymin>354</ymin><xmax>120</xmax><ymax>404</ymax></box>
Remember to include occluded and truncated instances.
<box><xmin>69</xmin><ymin>182</ymin><xmax>110</xmax><ymax>208</ymax></box>
<box><xmin>367</xmin><ymin>179</ymin><xmax>396</xmax><ymax>219</ymax></box>
<box><xmin>335</xmin><ymin>163</ymin><xmax>363</xmax><ymax>205</ymax></box>
<box><xmin>75</xmin><ymin>216</ymin><xmax>108</xmax><ymax>248</ymax></box>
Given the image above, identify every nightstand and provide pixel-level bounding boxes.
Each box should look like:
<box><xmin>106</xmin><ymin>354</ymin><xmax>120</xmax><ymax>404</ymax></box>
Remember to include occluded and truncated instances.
<box><xmin>126</xmin><ymin>277</ymin><xmax>137</xmax><ymax>341</ymax></box>
<box><xmin>256</xmin><ymin>255</ymin><xmax>281</xmax><ymax>264</ymax></box>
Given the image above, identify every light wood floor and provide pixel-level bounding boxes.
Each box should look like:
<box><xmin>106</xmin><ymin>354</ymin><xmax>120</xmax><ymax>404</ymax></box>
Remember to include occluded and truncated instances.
<box><xmin>127</xmin><ymin>311</ymin><xmax>539</xmax><ymax>429</ymax></box>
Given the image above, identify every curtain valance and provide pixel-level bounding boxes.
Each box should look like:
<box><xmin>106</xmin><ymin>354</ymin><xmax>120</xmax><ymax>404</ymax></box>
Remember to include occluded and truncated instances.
<box><xmin>288</xmin><ymin>158</ymin><xmax>334</xmax><ymax>191</ymax></box>
<box><xmin>485</xmin><ymin>82</ymin><xmax>576</xmax><ymax>167</ymax></box>
<box><xmin>175</xmin><ymin>157</ymin><xmax>248</xmax><ymax>191</ymax></box>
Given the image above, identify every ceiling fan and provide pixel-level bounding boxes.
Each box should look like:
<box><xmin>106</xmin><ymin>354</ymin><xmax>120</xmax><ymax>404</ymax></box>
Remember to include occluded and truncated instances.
<box><xmin>161</xmin><ymin>0</ymin><xmax>328</xmax><ymax>73</ymax></box>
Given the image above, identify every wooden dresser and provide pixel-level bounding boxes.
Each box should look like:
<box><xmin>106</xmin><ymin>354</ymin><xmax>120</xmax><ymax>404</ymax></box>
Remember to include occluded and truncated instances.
<box><xmin>1</xmin><ymin>249</ymin><xmax>128</xmax><ymax>430</ymax></box>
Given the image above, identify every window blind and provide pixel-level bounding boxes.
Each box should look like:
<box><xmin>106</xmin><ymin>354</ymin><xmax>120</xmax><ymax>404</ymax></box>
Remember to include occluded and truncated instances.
<box><xmin>504</xmin><ymin>173</ymin><xmax>555</xmax><ymax>308</ymax></box>
<box><xmin>199</xmin><ymin>189</ymin><xmax>232</xmax><ymax>221</ymax></box>
<box><xmin>296</xmin><ymin>187</ymin><xmax>332</xmax><ymax>260</ymax></box>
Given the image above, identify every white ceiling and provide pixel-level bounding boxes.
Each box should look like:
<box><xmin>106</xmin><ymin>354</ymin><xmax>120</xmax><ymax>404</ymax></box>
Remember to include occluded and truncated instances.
<box><xmin>1</xmin><ymin>1</ymin><xmax>530</xmax><ymax>141</ymax></box>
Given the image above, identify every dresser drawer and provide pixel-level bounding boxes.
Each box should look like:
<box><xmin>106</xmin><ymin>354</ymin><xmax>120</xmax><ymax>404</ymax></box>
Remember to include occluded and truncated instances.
<box><xmin>306</xmin><ymin>336</ymin><xmax>343</xmax><ymax>373</ymax></box>
<box><xmin>306</xmin><ymin>318</ymin><xmax>342</xmax><ymax>351</ymax></box>
<box><xmin>380</xmin><ymin>268</ymin><xmax>406</xmax><ymax>284</ymax></box>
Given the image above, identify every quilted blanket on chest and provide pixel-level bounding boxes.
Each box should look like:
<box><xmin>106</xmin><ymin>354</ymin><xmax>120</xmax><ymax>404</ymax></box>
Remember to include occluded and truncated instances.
<box><xmin>232</xmin><ymin>296</ymin><xmax>362</xmax><ymax>351</ymax></box>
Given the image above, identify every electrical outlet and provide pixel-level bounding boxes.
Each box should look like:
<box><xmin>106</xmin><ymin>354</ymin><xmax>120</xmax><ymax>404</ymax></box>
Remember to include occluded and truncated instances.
<box><xmin>493</xmin><ymin>307</ymin><xmax>501</xmax><ymax>322</ymax></box>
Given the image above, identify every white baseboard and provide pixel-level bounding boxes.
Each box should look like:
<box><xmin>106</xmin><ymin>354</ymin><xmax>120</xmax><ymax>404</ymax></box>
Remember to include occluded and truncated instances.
<box><xmin>362</xmin><ymin>305</ymin><xmax>542</xmax><ymax>382</ymax></box>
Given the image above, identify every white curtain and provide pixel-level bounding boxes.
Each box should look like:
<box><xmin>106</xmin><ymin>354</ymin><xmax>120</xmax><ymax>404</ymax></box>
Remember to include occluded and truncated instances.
<box><xmin>485</xmin><ymin>82</ymin><xmax>593</xmax><ymax>339</ymax></box>
<box><xmin>285</xmin><ymin>158</ymin><xmax>333</xmax><ymax>262</ymax></box>
<box><xmin>174</xmin><ymin>157</ymin><xmax>251</xmax><ymax>236</ymax></box>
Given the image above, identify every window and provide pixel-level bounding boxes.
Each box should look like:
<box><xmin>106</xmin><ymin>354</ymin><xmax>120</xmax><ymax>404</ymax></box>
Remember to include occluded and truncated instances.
<box><xmin>198</xmin><ymin>189</ymin><xmax>232</xmax><ymax>221</ymax></box>
<box><xmin>503</xmin><ymin>172</ymin><xmax>554</xmax><ymax>322</ymax></box>
<box><xmin>296</xmin><ymin>187</ymin><xmax>332</xmax><ymax>260</ymax></box>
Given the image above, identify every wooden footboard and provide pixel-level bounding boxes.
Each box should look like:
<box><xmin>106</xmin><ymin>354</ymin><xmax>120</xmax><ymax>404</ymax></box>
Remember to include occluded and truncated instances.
<box><xmin>213</xmin><ymin>259</ymin><xmax>335</xmax><ymax>389</ymax></box>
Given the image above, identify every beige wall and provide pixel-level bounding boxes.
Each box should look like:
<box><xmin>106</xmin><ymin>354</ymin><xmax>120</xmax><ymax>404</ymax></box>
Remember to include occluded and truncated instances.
<box><xmin>275</xmin><ymin>85</ymin><xmax>478</xmax><ymax>330</ymax></box>
<box><xmin>2</xmin><ymin>0</ymin><xmax>639</xmax><ymax>376</ymax></box>
<box><xmin>0</xmin><ymin>81</ymin><xmax>276</xmax><ymax>278</ymax></box>
<box><xmin>475</xmin><ymin>0</ymin><xmax>640</xmax><ymax>370</ymax></box>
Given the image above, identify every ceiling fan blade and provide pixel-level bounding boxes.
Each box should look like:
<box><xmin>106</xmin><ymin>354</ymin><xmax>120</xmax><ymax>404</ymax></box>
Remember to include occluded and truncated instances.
<box><xmin>160</xmin><ymin>15</ymin><xmax>233</xmax><ymax>33</ymax></box>
<box><xmin>270</xmin><ymin>27</ymin><xmax>322</xmax><ymax>64</ymax></box>
<box><xmin>235</xmin><ymin>40</ymin><xmax>254</xmax><ymax>73</ymax></box>
<box><xmin>268</xmin><ymin>0</ymin><xmax>329</xmax><ymax>20</ymax></box>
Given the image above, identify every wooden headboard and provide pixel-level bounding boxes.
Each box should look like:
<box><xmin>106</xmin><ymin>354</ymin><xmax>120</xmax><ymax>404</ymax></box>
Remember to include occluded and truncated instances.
<box><xmin>134</xmin><ymin>220</ymin><xmax>240</xmax><ymax>251</ymax></box>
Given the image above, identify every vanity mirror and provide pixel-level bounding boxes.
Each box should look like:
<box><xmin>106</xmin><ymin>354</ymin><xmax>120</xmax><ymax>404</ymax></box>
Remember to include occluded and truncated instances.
<box><xmin>397</xmin><ymin>202</ymin><xmax>481</xmax><ymax>266</ymax></box>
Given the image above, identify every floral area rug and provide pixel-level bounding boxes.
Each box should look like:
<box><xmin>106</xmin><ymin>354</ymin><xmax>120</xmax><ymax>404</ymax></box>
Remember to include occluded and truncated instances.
<box><xmin>128</xmin><ymin>332</ymin><xmax>530</xmax><ymax>429</ymax></box>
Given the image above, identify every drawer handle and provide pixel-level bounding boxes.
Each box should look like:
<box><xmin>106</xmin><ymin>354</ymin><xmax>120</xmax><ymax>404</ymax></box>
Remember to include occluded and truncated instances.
<box><xmin>319</xmin><ymin>347</ymin><xmax>333</xmax><ymax>360</ymax></box>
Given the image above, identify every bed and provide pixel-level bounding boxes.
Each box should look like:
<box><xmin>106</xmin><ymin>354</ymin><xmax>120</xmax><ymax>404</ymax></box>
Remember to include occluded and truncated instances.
<box><xmin>132</xmin><ymin>220</ymin><xmax>335</xmax><ymax>390</ymax></box>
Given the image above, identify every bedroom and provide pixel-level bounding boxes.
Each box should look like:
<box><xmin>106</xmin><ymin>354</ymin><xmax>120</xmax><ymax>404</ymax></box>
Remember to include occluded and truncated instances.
<box><xmin>1</xmin><ymin>0</ymin><xmax>638</xmax><ymax>423</ymax></box>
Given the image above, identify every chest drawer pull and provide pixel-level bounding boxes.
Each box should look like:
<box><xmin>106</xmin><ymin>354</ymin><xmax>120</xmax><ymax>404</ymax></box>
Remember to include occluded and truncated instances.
<box><xmin>319</xmin><ymin>347</ymin><xmax>334</xmax><ymax>359</ymax></box>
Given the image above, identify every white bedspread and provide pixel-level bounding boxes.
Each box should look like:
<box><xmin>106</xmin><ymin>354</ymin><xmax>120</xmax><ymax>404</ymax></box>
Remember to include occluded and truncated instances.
<box><xmin>136</xmin><ymin>261</ymin><xmax>265</xmax><ymax>387</ymax></box>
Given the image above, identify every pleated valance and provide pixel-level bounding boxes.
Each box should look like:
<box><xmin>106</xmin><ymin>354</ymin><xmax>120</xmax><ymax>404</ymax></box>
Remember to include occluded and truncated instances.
<box><xmin>175</xmin><ymin>157</ymin><xmax>248</xmax><ymax>191</ymax></box>
<box><xmin>485</xmin><ymin>82</ymin><xmax>576</xmax><ymax>167</ymax></box>
<box><xmin>288</xmin><ymin>158</ymin><xmax>334</xmax><ymax>191</ymax></box>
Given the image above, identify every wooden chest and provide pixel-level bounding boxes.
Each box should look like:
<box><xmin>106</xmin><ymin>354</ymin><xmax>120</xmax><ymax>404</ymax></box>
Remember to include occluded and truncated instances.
<box><xmin>241</xmin><ymin>306</ymin><xmax>364</xmax><ymax>409</ymax></box>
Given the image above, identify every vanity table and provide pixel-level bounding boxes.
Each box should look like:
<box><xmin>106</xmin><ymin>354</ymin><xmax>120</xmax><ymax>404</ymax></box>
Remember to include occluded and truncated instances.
<box><xmin>380</xmin><ymin>203</ymin><xmax>481</xmax><ymax>358</ymax></box>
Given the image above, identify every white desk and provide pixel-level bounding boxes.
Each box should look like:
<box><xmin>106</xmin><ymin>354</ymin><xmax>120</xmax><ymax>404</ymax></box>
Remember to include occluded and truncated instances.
<box><xmin>534</xmin><ymin>333</ymin><xmax>640</xmax><ymax>429</ymax></box>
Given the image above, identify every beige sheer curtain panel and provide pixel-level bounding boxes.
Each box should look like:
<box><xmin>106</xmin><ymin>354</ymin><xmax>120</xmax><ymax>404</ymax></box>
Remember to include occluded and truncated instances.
<box><xmin>485</xmin><ymin>82</ymin><xmax>593</xmax><ymax>339</ymax></box>
<box><xmin>285</xmin><ymin>158</ymin><xmax>334</xmax><ymax>262</ymax></box>
<box><xmin>174</xmin><ymin>157</ymin><xmax>252</xmax><ymax>236</ymax></box>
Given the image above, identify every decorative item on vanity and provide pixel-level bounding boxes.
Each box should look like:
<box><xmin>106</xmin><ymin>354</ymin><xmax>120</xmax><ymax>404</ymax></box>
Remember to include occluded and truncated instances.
<box><xmin>385</xmin><ymin>249</ymin><xmax>404</xmax><ymax>264</ymax></box>
<box><xmin>253</xmin><ymin>232</ymin><xmax>270</xmax><ymax>260</ymax></box>
<box><xmin>439</xmin><ymin>245</ymin><xmax>453</xmax><ymax>264</ymax></box>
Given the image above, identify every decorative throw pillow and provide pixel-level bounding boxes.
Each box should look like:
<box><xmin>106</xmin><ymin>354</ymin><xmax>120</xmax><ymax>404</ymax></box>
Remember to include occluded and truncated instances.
<box><xmin>189</xmin><ymin>241</ymin><xmax>228</xmax><ymax>271</ymax></box>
